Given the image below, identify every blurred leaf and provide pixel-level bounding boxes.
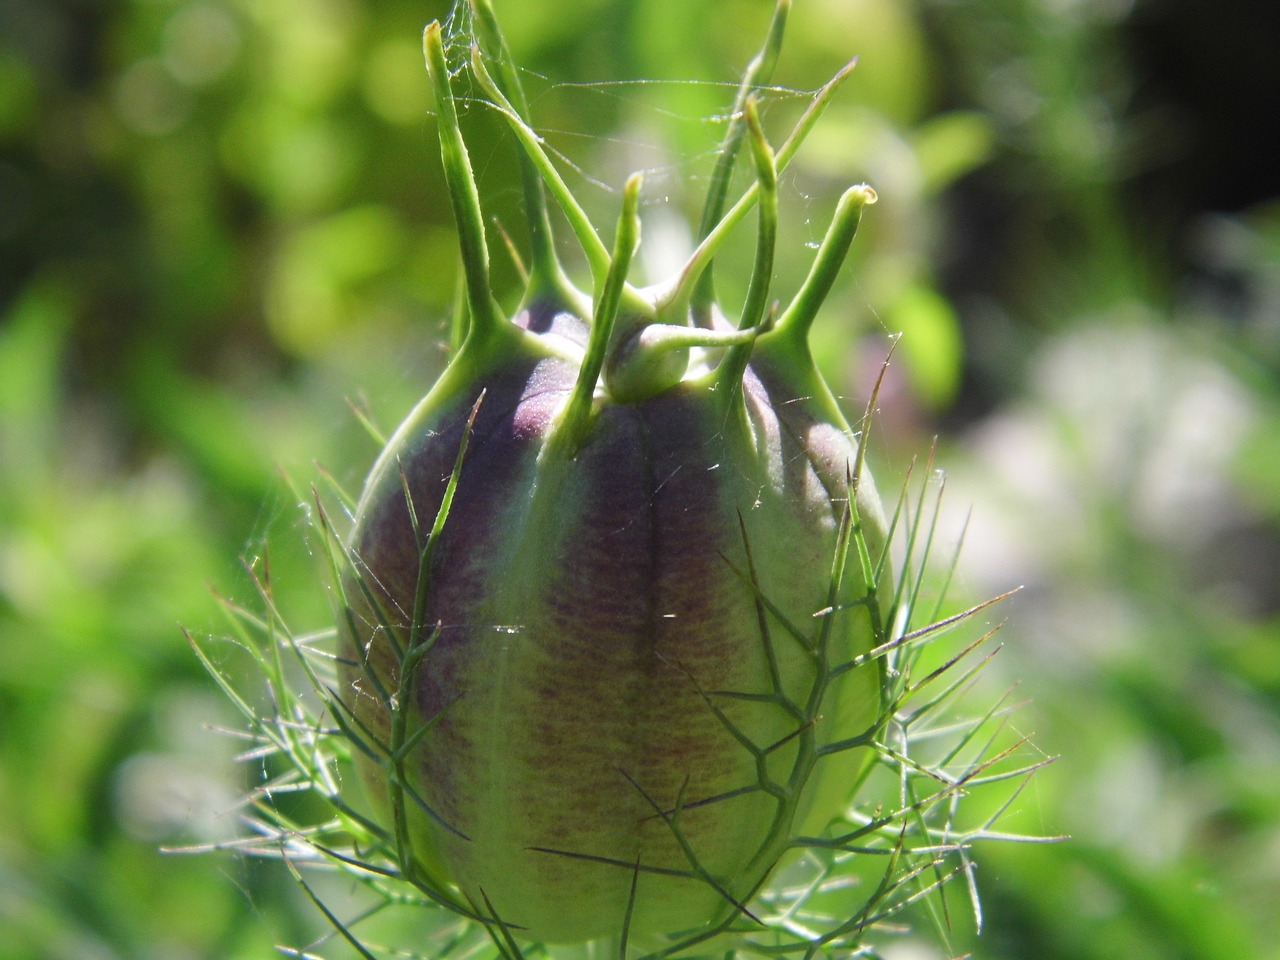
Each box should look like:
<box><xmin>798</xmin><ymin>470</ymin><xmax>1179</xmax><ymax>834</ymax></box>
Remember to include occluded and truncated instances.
<box><xmin>913</xmin><ymin>110</ymin><xmax>995</xmax><ymax>194</ymax></box>
<box><xmin>0</xmin><ymin>50</ymin><xmax>38</xmax><ymax>136</ymax></box>
<box><xmin>1234</xmin><ymin>410</ymin><xmax>1280</xmax><ymax>518</ymax></box>
<box><xmin>0</xmin><ymin>279</ymin><xmax>70</xmax><ymax>450</ymax></box>
<box><xmin>887</xmin><ymin>282</ymin><xmax>963</xmax><ymax>409</ymax></box>
<box><xmin>268</xmin><ymin>204</ymin><xmax>407</xmax><ymax>355</ymax></box>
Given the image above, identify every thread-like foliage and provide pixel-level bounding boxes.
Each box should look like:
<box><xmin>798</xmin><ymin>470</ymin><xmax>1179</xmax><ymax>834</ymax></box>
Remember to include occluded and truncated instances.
<box><xmin>185</xmin><ymin>408</ymin><xmax>1048</xmax><ymax>958</ymax></box>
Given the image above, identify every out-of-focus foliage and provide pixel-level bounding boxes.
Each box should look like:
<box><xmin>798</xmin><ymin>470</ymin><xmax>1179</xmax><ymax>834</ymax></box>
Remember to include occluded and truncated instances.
<box><xmin>1</xmin><ymin>0</ymin><xmax>1276</xmax><ymax>958</ymax></box>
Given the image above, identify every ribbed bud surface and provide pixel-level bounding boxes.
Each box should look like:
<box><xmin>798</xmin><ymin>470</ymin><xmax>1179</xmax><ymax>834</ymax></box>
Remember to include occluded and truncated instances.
<box><xmin>340</xmin><ymin>335</ymin><xmax>885</xmax><ymax>943</ymax></box>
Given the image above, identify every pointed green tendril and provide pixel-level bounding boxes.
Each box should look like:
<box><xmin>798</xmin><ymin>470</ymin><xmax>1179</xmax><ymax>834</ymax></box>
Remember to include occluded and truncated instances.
<box><xmin>655</xmin><ymin>57</ymin><xmax>859</xmax><ymax>319</ymax></box>
<box><xmin>712</xmin><ymin>96</ymin><xmax>781</xmax><ymax>398</ymax></box>
<box><xmin>692</xmin><ymin>0</ymin><xmax>790</xmax><ymax>322</ymax></box>
<box><xmin>739</xmin><ymin>97</ymin><xmax>780</xmax><ymax>333</ymax></box>
<box><xmin>467</xmin><ymin>0</ymin><xmax>579</xmax><ymax>307</ymax></box>
<box><xmin>607</xmin><ymin>99</ymin><xmax>783</xmax><ymax>404</ymax></box>
<box><xmin>423</xmin><ymin>22</ymin><xmax>505</xmax><ymax>346</ymax></box>
<box><xmin>552</xmin><ymin>172</ymin><xmax>643</xmax><ymax>451</ymax></box>
<box><xmin>601</xmin><ymin>94</ymin><xmax>783</xmax><ymax>407</ymax></box>
<box><xmin>771</xmin><ymin>183</ymin><xmax>876</xmax><ymax>342</ymax></box>
<box><xmin>610</xmin><ymin>107</ymin><xmax>779</xmax><ymax>406</ymax></box>
<box><xmin>467</xmin><ymin>43</ymin><xmax>613</xmax><ymax>292</ymax></box>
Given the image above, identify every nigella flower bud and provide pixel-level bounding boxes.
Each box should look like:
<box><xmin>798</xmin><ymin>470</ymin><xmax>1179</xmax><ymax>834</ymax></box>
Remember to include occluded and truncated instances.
<box><xmin>337</xmin><ymin>5</ymin><xmax>889</xmax><ymax>947</ymax></box>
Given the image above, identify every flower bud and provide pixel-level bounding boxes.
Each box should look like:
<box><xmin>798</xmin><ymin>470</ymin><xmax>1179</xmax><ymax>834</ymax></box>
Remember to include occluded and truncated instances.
<box><xmin>337</xmin><ymin>9</ymin><xmax>889</xmax><ymax>947</ymax></box>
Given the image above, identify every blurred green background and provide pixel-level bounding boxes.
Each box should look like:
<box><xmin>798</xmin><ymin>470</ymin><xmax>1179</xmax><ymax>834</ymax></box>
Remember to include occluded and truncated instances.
<box><xmin>2</xmin><ymin>0</ymin><xmax>1278</xmax><ymax>957</ymax></box>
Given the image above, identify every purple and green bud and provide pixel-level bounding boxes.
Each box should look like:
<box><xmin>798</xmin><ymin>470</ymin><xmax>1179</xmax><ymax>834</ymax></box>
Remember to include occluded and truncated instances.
<box><xmin>337</xmin><ymin>0</ymin><xmax>890</xmax><ymax>946</ymax></box>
